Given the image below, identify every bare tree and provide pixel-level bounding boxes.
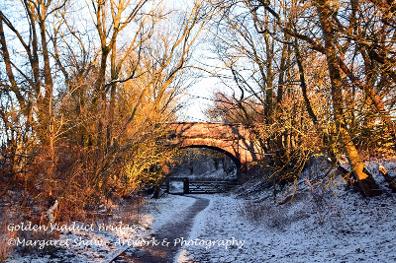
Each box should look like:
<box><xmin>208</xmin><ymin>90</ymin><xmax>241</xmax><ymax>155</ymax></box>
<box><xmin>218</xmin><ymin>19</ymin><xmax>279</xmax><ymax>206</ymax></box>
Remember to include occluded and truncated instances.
<box><xmin>0</xmin><ymin>0</ymin><xmax>209</xmax><ymax>218</ymax></box>
<box><xmin>206</xmin><ymin>0</ymin><xmax>394</xmax><ymax>195</ymax></box>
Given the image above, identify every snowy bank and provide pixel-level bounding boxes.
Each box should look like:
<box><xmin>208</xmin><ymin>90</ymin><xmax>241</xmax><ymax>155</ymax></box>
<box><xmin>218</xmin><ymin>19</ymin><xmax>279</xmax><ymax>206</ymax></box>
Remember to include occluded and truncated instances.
<box><xmin>5</xmin><ymin>194</ymin><xmax>195</xmax><ymax>262</ymax></box>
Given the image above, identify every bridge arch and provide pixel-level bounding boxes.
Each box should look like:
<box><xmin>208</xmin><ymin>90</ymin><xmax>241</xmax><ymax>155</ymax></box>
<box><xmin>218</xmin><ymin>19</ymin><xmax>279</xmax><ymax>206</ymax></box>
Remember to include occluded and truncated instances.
<box><xmin>169</xmin><ymin>122</ymin><xmax>263</xmax><ymax>173</ymax></box>
<box><xmin>180</xmin><ymin>144</ymin><xmax>241</xmax><ymax>175</ymax></box>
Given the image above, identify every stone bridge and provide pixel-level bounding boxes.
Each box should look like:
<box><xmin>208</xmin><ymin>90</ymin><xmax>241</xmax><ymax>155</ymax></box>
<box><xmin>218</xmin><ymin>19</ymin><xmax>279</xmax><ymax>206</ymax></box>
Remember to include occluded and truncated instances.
<box><xmin>169</xmin><ymin>122</ymin><xmax>263</xmax><ymax>172</ymax></box>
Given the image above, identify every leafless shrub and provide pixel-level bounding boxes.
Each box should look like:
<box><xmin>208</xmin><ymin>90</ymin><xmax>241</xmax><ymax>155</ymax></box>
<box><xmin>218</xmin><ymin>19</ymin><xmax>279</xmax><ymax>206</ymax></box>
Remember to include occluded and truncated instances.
<box><xmin>115</xmin><ymin>196</ymin><xmax>147</xmax><ymax>225</ymax></box>
<box><xmin>0</xmin><ymin>210</ymin><xmax>16</xmax><ymax>262</ymax></box>
<box><xmin>0</xmin><ymin>0</ymin><xmax>208</xmax><ymax>225</ymax></box>
<box><xmin>304</xmin><ymin>176</ymin><xmax>343</xmax><ymax>225</ymax></box>
<box><xmin>239</xmin><ymin>201</ymin><xmax>290</xmax><ymax>230</ymax></box>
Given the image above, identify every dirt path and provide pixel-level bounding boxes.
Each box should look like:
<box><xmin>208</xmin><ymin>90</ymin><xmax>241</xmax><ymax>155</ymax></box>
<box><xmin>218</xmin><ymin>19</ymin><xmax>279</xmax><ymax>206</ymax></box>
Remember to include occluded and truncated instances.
<box><xmin>114</xmin><ymin>195</ymin><xmax>209</xmax><ymax>263</ymax></box>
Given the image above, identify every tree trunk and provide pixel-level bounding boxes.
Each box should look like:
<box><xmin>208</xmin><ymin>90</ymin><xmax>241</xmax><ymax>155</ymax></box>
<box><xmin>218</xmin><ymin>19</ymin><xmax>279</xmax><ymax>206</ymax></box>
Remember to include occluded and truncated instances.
<box><xmin>379</xmin><ymin>165</ymin><xmax>396</xmax><ymax>192</ymax></box>
<box><xmin>316</xmin><ymin>0</ymin><xmax>380</xmax><ymax>196</ymax></box>
<box><xmin>294</xmin><ymin>39</ymin><xmax>318</xmax><ymax>125</ymax></box>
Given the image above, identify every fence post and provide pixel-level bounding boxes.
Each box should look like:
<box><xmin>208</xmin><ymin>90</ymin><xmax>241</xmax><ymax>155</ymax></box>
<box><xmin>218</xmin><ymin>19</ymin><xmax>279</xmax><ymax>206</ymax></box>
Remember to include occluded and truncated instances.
<box><xmin>166</xmin><ymin>177</ymin><xmax>170</xmax><ymax>193</ymax></box>
<box><xmin>183</xmin><ymin>177</ymin><xmax>189</xmax><ymax>194</ymax></box>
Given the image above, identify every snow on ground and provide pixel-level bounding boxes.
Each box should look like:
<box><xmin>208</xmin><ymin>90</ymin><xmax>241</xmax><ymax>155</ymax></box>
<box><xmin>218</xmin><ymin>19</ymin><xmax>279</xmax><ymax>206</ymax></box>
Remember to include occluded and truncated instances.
<box><xmin>5</xmin><ymin>194</ymin><xmax>195</xmax><ymax>262</ymax></box>
<box><xmin>172</xmin><ymin>169</ymin><xmax>237</xmax><ymax>181</ymax></box>
<box><xmin>5</xmin><ymin>158</ymin><xmax>396</xmax><ymax>262</ymax></box>
<box><xmin>175</xmin><ymin>190</ymin><xmax>396</xmax><ymax>263</ymax></box>
<box><xmin>174</xmin><ymin>158</ymin><xmax>396</xmax><ymax>263</ymax></box>
<box><xmin>146</xmin><ymin>194</ymin><xmax>196</xmax><ymax>232</ymax></box>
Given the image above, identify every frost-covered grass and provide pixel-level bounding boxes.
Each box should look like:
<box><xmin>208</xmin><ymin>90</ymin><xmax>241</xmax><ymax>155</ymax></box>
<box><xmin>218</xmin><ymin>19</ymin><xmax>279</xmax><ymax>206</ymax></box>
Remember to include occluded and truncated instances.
<box><xmin>174</xmin><ymin>158</ymin><xmax>396</xmax><ymax>263</ymax></box>
<box><xmin>175</xmin><ymin>189</ymin><xmax>396</xmax><ymax>263</ymax></box>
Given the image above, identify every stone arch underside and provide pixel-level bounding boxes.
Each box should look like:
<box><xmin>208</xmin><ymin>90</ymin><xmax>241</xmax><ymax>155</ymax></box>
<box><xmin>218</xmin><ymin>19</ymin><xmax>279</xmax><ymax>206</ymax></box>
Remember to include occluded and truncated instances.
<box><xmin>170</xmin><ymin>122</ymin><xmax>264</xmax><ymax>173</ymax></box>
<box><xmin>179</xmin><ymin>144</ymin><xmax>242</xmax><ymax>171</ymax></box>
<box><xmin>180</xmin><ymin>138</ymin><xmax>258</xmax><ymax>165</ymax></box>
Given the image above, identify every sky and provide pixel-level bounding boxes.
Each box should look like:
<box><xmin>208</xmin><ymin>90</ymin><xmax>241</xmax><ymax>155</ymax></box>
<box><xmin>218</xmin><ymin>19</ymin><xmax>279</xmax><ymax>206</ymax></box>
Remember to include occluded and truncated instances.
<box><xmin>167</xmin><ymin>0</ymin><xmax>224</xmax><ymax>122</ymax></box>
<box><xmin>0</xmin><ymin>0</ymin><xmax>223</xmax><ymax>122</ymax></box>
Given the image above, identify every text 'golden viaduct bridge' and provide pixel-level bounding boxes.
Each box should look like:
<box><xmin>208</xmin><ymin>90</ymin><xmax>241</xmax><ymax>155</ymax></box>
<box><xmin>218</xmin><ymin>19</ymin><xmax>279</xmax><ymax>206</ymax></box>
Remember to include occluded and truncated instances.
<box><xmin>168</xmin><ymin>122</ymin><xmax>264</xmax><ymax>173</ymax></box>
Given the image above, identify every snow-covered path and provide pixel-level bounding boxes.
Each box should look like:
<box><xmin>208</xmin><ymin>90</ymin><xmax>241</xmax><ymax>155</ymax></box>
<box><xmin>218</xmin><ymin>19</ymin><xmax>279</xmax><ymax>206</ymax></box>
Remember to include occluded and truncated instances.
<box><xmin>114</xmin><ymin>196</ymin><xmax>209</xmax><ymax>263</ymax></box>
